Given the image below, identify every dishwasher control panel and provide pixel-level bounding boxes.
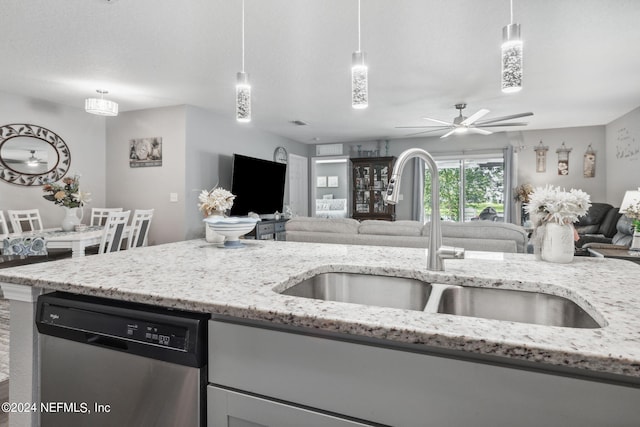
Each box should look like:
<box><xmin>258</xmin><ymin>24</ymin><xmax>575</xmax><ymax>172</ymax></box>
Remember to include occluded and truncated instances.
<box><xmin>36</xmin><ymin>292</ymin><xmax>210</xmax><ymax>367</ymax></box>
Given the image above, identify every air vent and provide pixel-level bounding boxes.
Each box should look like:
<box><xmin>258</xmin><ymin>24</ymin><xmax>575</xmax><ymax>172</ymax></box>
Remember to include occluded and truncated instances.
<box><xmin>316</xmin><ymin>144</ymin><xmax>343</xmax><ymax>156</ymax></box>
<box><xmin>290</xmin><ymin>120</ymin><xmax>308</xmax><ymax>126</ymax></box>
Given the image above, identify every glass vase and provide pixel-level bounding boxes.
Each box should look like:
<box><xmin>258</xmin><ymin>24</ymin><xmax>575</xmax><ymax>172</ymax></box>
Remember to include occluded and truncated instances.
<box><xmin>540</xmin><ymin>222</ymin><xmax>575</xmax><ymax>263</ymax></box>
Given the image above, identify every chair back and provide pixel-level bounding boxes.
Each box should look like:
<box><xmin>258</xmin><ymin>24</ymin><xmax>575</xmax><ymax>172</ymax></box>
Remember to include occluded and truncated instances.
<box><xmin>128</xmin><ymin>209</ymin><xmax>154</xmax><ymax>249</ymax></box>
<box><xmin>90</xmin><ymin>208</ymin><xmax>124</xmax><ymax>226</ymax></box>
<box><xmin>0</xmin><ymin>211</ymin><xmax>8</xmax><ymax>236</ymax></box>
<box><xmin>98</xmin><ymin>211</ymin><xmax>131</xmax><ymax>254</ymax></box>
<box><xmin>7</xmin><ymin>209</ymin><xmax>43</xmax><ymax>233</ymax></box>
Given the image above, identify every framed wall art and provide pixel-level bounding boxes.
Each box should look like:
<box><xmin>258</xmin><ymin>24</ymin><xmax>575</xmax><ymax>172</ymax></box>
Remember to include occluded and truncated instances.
<box><xmin>129</xmin><ymin>137</ymin><xmax>162</xmax><ymax>168</ymax></box>
<box><xmin>534</xmin><ymin>141</ymin><xmax>548</xmax><ymax>173</ymax></box>
<box><xmin>556</xmin><ymin>142</ymin><xmax>572</xmax><ymax>176</ymax></box>
<box><xmin>583</xmin><ymin>144</ymin><xmax>596</xmax><ymax>178</ymax></box>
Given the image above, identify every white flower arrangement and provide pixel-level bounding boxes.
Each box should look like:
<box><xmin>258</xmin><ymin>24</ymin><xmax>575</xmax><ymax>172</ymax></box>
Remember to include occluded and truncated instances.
<box><xmin>198</xmin><ymin>187</ymin><xmax>236</xmax><ymax>216</ymax></box>
<box><xmin>525</xmin><ymin>185</ymin><xmax>591</xmax><ymax>226</ymax></box>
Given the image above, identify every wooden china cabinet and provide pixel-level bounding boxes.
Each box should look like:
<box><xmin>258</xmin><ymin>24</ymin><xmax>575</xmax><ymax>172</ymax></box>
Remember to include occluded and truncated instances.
<box><xmin>351</xmin><ymin>156</ymin><xmax>396</xmax><ymax>221</ymax></box>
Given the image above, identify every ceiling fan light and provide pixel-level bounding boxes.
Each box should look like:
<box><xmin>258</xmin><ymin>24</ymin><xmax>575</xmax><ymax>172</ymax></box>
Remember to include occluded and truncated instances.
<box><xmin>351</xmin><ymin>51</ymin><xmax>368</xmax><ymax>109</ymax></box>
<box><xmin>455</xmin><ymin>127</ymin><xmax>468</xmax><ymax>134</ymax></box>
<box><xmin>501</xmin><ymin>23</ymin><xmax>523</xmax><ymax>93</ymax></box>
<box><xmin>236</xmin><ymin>71</ymin><xmax>251</xmax><ymax>123</ymax></box>
<box><xmin>85</xmin><ymin>97</ymin><xmax>118</xmax><ymax>116</ymax></box>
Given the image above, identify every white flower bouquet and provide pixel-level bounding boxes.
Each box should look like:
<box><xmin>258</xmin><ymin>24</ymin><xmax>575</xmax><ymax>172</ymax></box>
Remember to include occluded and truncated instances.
<box><xmin>198</xmin><ymin>187</ymin><xmax>235</xmax><ymax>216</ymax></box>
<box><xmin>525</xmin><ymin>185</ymin><xmax>591</xmax><ymax>226</ymax></box>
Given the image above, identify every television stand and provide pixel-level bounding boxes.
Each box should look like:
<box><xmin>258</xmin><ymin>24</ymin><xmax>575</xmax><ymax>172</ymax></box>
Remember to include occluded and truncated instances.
<box><xmin>247</xmin><ymin>218</ymin><xmax>288</xmax><ymax>241</ymax></box>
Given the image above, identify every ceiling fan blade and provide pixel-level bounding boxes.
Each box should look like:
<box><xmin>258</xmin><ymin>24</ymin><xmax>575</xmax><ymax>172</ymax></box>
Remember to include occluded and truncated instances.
<box><xmin>422</xmin><ymin>117</ymin><xmax>452</xmax><ymax>126</ymax></box>
<box><xmin>475</xmin><ymin>112</ymin><xmax>533</xmax><ymax>125</ymax></box>
<box><xmin>475</xmin><ymin>122</ymin><xmax>529</xmax><ymax>128</ymax></box>
<box><xmin>460</xmin><ymin>109</ymin><xmax>490</xmax><ymax>126</ymax></box>
<box><xmin>395</xmin><ymin>125</ymin><xmax>452</xmax><ymax>129</ymax></box>
<box><xmin>404</xmin><ymin>128</ymin><xmax>451</xmax><ymax>137</ymax></box>
<box><xmin>440</xmin><ymin>129</ymin><xmax>458</xmax><ymax>139</ymax></box>
<box><xmin>469</xmin><ymin>128</ymin><xmax>493</xmax><ymax>135</ymax></box>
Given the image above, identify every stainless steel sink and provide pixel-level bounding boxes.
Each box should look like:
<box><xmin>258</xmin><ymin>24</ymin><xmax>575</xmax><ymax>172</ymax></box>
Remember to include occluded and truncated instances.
<box><xmin>436</xmin><ymin>286</ymin><xmax>601</xmax><ymax>328</ymax></box>
<box><xmin>278</xmin><ymin>273</ymin><xmax>602</xmax><ymax>328</ymax></box>
<box><xmin>281</xmin><ymin>272</ymin><xmax>432</xmax><ymax>311</ymax></box>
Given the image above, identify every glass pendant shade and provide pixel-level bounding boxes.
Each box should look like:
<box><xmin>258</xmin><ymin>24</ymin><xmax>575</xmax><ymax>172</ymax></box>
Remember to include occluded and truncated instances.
<box><xmin>351</xmin><ymin>51</ymin><xmax>368</xmax><ymax>109</ymax></box>
<box><xmin>236</xmin><ymin>71</ymin><xmax>251</xmax><ymax>123</ymax></box>
<box><xmin>85</xmin><ymin>97</ymin><xmax>118</xmax><ymax>116</ymax></box>
<box><xmin>501</xmin><ymin>23</ymin><xmax>523</xmax><ymax>93</ymax></box>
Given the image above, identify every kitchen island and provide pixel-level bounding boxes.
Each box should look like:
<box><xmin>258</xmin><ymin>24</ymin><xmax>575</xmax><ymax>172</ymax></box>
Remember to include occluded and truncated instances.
<box><xmin>2</xmin><ymin>239</ymin><xmax>640</xmax><ymax>426</ymax></box>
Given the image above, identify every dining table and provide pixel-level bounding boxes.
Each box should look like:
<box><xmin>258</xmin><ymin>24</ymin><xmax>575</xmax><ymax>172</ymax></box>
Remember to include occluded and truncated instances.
<box><xmin>4</xmin><ymin>226</ymin><xmax>129</xmax><ymax>258</ymax></box>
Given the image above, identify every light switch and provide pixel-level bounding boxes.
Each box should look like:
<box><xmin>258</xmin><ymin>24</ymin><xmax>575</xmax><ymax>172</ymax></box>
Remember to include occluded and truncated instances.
<box><xmin>169</xmin><ymin>193</ymin><xmax>178</xmax><ymax>202</ymax></box>
<box><xmin>398</xmin><ymin>194</ymin><xmax>404</xmax><ymax>201</ymax></box>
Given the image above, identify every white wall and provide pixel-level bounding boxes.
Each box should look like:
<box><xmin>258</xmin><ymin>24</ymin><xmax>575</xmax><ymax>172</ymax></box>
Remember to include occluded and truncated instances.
<box><xmin>0</xmin><ymin>91</ymin><xmax>106</xmax><ymax>229</ymax></box>
<box><xmin>183</xmin><ymin>105</ymin><xmax>310</xmax><ymax>240</ymax></box>
<box><xmin>106</xmin><ymin>106</ymin><xmax>187</xmax><ymax>245</ymax></box>
<box><xmin>106</xmin><ymin>105</ymin><xmax>311</xmax><ymax>244</ymax></box>
<box><xmin>605</xmin><ymin>106</ymin><xmax>640</xmax><ymax>206</ymax></box>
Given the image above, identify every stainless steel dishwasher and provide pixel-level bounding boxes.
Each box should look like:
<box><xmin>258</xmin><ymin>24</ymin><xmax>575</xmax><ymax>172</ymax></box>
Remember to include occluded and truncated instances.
<box><xmin>36</xmin><ymin>292</ymin><xmax>209</xmax><ymax>427</ymax></box>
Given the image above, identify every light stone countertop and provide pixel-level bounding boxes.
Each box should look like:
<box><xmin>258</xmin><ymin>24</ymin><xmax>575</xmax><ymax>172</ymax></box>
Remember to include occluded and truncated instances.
<box><xmin>1</xmin><ymin>239</ymin><xmax>640</xmax><ymax>380</ymax></box>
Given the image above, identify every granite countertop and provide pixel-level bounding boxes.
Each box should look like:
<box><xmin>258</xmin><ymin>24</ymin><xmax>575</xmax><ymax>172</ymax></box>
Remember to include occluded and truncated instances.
<box><xmin>1</xmin><ymin>239</ymin><xmax>640</xmax><ymax>380</ymax></box>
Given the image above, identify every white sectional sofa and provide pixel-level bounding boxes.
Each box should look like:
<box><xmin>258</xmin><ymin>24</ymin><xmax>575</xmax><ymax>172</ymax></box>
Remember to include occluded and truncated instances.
<box><xmin>285</xmin><ymin>217</ymin><xmax>528</xmax><ymax>253</ymax></box>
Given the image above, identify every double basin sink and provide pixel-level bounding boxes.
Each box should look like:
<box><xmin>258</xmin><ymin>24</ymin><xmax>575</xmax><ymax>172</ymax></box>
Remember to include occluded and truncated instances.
<box><xmin>279</xmin><ymin>272</ymin><xmax>601</xmax><ymax>329</ymax></box>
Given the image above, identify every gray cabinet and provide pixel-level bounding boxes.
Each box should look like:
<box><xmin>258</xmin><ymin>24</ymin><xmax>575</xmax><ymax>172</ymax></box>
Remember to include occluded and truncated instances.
<box><xmin>208</xmin><ymin>386</ymin><xmax>373</xmax><ymax>427</ymax></box>
<box><xmin>208</xmin><ymin>319</ymin><xmax>640</xmax><ymax>427</ymax></box>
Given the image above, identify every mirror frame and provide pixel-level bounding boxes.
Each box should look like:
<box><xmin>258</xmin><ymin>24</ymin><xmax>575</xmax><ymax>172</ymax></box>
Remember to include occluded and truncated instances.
<box><xmin>0</xmin><ymin>123</ymin><xmax>71</xmax><ymax>186</ymax></box>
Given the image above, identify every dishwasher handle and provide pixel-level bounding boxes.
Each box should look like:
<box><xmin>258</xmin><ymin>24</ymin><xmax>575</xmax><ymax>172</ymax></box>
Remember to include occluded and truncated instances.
<box><xmin>86</xmin><ymin>333</ymin><xmax>129</xmax><ymax>351</ymax></box>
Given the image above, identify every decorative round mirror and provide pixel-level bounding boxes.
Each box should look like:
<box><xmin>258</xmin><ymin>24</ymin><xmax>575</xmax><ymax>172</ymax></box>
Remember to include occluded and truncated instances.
<box><xmin>0</xmin><ymin>124</ymin><xmax>71</xmax><ymax>186</ymax></box>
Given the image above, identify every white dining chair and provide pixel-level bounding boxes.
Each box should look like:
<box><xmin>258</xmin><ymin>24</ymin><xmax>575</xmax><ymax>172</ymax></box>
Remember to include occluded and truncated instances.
<box><xmin>7</xmin><ymin>209</ymin><xmax>44</xmax><ymax>233</ymax></box>
<box><xmin>98</xmin><ymin>211</ymin><xmax>131</xmax><ymax>254</ymax></box>
<box><xmin>90</xmin><ymin>208</ymin><xmax>124</xmax><ymax>226</ymax></box>
<box><xmin>0</xmin><ymin>211</ymin><xmax>9</xmax><ymax>236</ymax></box>
<box><xmin>128</xmin><ymin>209</ymin><xmax>154</xmax><ymax>249</ymax></box>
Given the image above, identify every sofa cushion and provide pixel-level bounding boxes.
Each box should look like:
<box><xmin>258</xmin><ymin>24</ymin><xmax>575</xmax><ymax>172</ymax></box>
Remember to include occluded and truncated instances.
<box><xmin>285</xmin><ymin>217</ymin><xmax>359</xmax><ymax>234</ymax></box>
<box><xmin>359</xmin><ymin>220</ymin><xmax>423</xmax><ymax>236</ymax></box>
<box><xmin>612</xmin><ymin>215</ymin><xmax>634</xmax><ymax>247</ymax></box>
<box><xmin>575</xmin><ymin>203</ymin><xmax>614</xmax><ymax>227</ymax></box>
<box><xmin>423</xmin><ymin>221</ymin><xmax>528</xmax><ymax>253</ymax></box>
<box><xmin>598</xmin><ymin>207</ymin><xmax>621</xmax><ymax>237</ymax></box>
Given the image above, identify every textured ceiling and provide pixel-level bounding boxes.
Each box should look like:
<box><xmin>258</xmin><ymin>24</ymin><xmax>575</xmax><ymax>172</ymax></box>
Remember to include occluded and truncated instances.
<box><xmin>2</xmin><ymin>0</ymin><xmax>640</xmax><ymax>144</ymax></box>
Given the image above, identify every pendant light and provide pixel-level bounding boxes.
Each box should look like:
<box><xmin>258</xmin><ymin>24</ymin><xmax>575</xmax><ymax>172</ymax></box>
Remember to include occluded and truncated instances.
<box><xmin>351</xmin><ymin>0</ymin><xmax>368</xmax><ymax>109</ymax></box>
<box><xmin>236</xmin><ymin>0</ymin><xmax>251</xmax><ymax>123</ymax></box>
<box><xmin>501</xmin><ymin>0</ymin><xmax>523</xmax><ymax>93</ymax></box>
<box><xmin>85</xmin><ymin>89</ymin><xmax>119</xmax><ymax>116</ymax></box>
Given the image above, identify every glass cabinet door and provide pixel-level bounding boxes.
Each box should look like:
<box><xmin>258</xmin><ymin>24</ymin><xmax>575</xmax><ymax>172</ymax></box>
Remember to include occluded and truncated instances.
<box><xmin>352</xmin><ymin>157</ymin><xmax>395</xmax><ymax>220</ymax></box>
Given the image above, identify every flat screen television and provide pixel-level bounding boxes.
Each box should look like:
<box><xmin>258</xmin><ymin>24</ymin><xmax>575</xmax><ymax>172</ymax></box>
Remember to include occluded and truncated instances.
<box><xmin>230</xmin><ymin>153</ymin><xmax>287</xmax><ymax>217</ymax></box>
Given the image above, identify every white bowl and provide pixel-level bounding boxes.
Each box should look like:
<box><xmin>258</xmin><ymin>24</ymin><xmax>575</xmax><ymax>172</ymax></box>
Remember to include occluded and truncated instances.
<box><xmin>203</xmin><ymin>217</ymin><xmax>259</xmax><ymax>248</ymax></box>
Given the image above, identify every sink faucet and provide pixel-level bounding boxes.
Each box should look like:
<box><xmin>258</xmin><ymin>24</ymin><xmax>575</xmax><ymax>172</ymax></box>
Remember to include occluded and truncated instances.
<box><xmin>385</xmin><ymin>148</ymin><xmax>464</xmax><ymax>271</ymax></box>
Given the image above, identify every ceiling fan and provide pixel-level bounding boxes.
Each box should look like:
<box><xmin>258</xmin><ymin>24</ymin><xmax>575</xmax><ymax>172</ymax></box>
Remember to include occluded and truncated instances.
<box><xmin>396</xmin><ymin>103</ymin><xmax>533</xmax><ymax>138</ymax></box>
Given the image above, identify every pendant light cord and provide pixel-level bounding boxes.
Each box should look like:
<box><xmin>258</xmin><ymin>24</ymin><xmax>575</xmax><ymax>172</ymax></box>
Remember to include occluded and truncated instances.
<box><xmin>241</xmin><ymin>0</ymin><xmax>245</xmax><ymax>72</ymax></box>
<box><xmin>510</xmin><ymin>0</ymin><xmax>514</xmax><ymax>24</ymax></box>
<box><xmin>357</xmin><ymin>0</ymin><xmax>362</xmax><ymax>52</ymax></box>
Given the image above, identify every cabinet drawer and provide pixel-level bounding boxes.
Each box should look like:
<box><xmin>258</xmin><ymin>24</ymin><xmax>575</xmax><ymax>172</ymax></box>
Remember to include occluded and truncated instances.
<box><xmin>208</xmin><ymin>386</ymin><xmax>374</xmax><ymax>427</ymax></box>
<box><xmin>274</xmin><ymin>221</ymin><xmax>286</xmax><ymax>233</ymax></box>
<box><xmin>258</xmin><ymin>223</ymin><xmax>275</xmax><ymax>234</ymax></box>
